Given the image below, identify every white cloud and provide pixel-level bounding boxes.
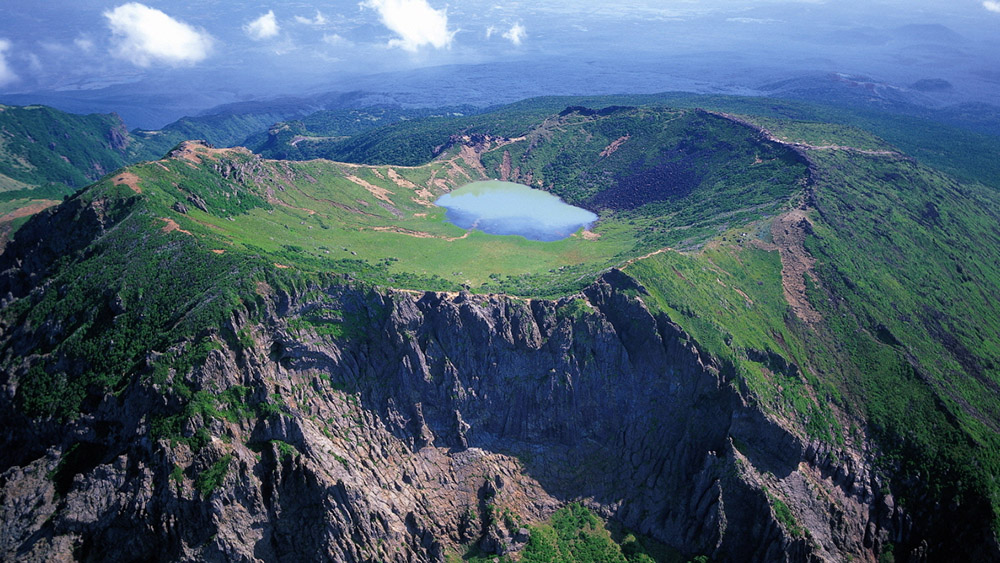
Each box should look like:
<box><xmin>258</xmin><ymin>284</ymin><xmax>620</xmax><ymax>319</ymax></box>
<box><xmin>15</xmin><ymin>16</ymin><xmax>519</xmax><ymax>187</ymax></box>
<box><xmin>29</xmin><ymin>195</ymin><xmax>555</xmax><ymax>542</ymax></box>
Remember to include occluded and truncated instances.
<box><xmin>485</xmin><ymin>22</ymin><xmax>525</xmax><ymax>45</ymax></box>
<box><xmin>360</xmin><ymin>0</ymin><xmax>455</xmax><ymax>51</ymax></box>
<box><xmin>727</xmin><ymin>17</ymin><xmax>781</xmax><ymax>24</ymax></box>
<box><xmin>0</xmin><ymin>39</ymin><xmax>18</xmax><ymax>86</ymax></box>
<box><xmin>245</xmin><ymin>10</ymin><xmax>280</xmax><ymax>40</ymax></box>
<box><xmin>40</xmin><ymin>41</ymin><xmax>70</xmax><ymax>54</ymax></box>
<box><xmin>502</xmin><ymin>22</ymin><xmax>526</xmax><ymax>46</ymax></box>
<box><xmin>104</xmin><ymin>3</ymin><xmax>213</xmax><ymax>67</ymax></box>
<box><xmin>323</xmin><ymin>34</ymin><xmax>354</xmax><ymax>47</ymax></box>
<box><xmin>295</xmin><ymin>11</ymin><xmax>328</xmax><ymax>26</ymax></box>
<box><xmin>985</xmin><ymin>1</ymin><xmax>1000</xmax><ymax>13</ymax></box>
<box><xmin>26</xmin><ymin>52</ymin><xmax>42</xmax><ymax>73</ymax></box>
<box><xmin>74</xmin><ymin>37</ymin><xmax>95</xmax><ymax>52</ymax></box>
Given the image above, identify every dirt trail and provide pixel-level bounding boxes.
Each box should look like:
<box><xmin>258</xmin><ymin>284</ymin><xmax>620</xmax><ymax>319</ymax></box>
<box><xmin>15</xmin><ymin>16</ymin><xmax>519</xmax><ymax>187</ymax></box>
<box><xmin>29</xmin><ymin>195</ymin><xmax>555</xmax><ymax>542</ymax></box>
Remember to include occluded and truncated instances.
<box><xmin>345</xmin><ymin>174</ymin><xmax>394</xmax><ymax>204</ymax></box>
<box><xmin>368</xmin><ymin>226</ymin><xmax>471</xmax><ymax>242</ymax></box>
<box><xmin>289</xmin><ymin>185</ymin><xmax>379</xmax><ymax>218</ymax></box>
<box><xmin>707</xmin><ymin>111</ymin><xmax>842</xmax><ymax>326</ymax></box>
<box><xmin>600</xmin><ymin>135</ymin><xmax>631</xmax><ymax>157</ymax></box>
<box><xmin>166</xmin><ymin>141</ymin><xmax>251</xmax><ymax>164</ymax></box>
<box><xmin>387</xmin><ymin>168</ymin><xmax>436</xmax><ymax>205</ymax></box>
<box><xmin>159</xmin><ymin>218</ymin><xmax>193</xmax><ymax>236</ymax></box>
<box><xmin>371</xmin><ymin>226</ymin><xmax>436</xmax><ymax>239</ymax></box>
<box><xmin>621</xmin><ymin>246</ymin><xmax>675</xmax><ymax>268</ymax></box>
<box><xmin>771</xmin><ymin>209</ymin><xmax>823</xmax><ymax>325</ymax></box>
<box><xmin>275</xmin><ymin>201</ymin><xmax>316</xmax><ymax>215</ymax></box>
<box><xmin>708</xmin><ymin>111</ymin><xmax>906</xmax><ymax>158</ymax></box>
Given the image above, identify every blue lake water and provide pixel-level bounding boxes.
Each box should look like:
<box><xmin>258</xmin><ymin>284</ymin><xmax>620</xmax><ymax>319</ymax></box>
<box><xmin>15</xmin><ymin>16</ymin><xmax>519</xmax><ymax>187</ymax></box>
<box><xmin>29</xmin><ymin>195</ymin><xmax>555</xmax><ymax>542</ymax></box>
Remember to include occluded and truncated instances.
<box><xmin>436</xmin><ymin>180</ymin><xmax>598</xmax><ymax>242</ymax></box>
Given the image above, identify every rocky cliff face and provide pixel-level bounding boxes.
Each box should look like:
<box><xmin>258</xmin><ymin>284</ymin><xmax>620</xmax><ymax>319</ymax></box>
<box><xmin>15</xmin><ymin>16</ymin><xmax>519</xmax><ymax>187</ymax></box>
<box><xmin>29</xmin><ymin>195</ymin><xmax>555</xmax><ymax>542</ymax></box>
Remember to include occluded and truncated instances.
<box><xmin>0</xmin><ymin>262</ymin><xmax>905</xmax><ymax>562</ymax></box>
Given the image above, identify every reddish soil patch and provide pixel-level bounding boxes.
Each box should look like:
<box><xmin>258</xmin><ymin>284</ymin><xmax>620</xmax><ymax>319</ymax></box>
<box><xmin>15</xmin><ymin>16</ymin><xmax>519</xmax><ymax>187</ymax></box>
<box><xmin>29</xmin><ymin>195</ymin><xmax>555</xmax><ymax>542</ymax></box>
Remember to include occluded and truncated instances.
<box><xmin>458</xmin><ymin>145</ymin><xmax>488</xmax><ymax>176</ymax></box>
<box><xmin>708</xmin><ymin>111</ymin><xmax>905</xmax><ymax>158</ymax></box>
<box><xmin>0</xmin><ymin>199</ymin><xmax>59</xmax><ymax>224</ymax></box>
<box><xmin>166</xmin><ymin>141</ymin><xmax>252</xmax><ymax>164</ymax></box>
<box><xmin>600</xmin><ymin>135</ymin><xmax>631</xmax><ymax>157</ymax></box>
<box><xmin>500</xmin><ymin>151</ymin><xmax>512</xmax><ymax>181</ymax></box>
<box><xmin>372</xmin><ymin>226</ymin><xmax>436</xmax><ymax>238</ymax></box>
<box><xmin>113</xmin><ymin>172</ymin><xmax>142</xmax><ymax>194</ymax></box>
<box><xmin>159</xmin><ymin>217</ymin><xmax>193</xmax><ymax>236</ymax></box>
<box><xmin>345</xmin><ymin>174</ymin><xmax>394</xmax><ymax>204</ymax></box>
<box><xmin>772</xmin><ymin>209</ymin><xmax>822</xmax><ymax>325</ymax></box>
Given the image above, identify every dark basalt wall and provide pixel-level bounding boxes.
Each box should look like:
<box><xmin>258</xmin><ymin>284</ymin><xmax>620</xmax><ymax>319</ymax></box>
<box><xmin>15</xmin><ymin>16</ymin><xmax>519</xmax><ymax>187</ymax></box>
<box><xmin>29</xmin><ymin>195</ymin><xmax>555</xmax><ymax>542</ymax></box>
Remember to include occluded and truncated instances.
<box><xmin>0</xmin><ymin>270</ymin><xmax>899</xmax><ymax>562</ymax></box>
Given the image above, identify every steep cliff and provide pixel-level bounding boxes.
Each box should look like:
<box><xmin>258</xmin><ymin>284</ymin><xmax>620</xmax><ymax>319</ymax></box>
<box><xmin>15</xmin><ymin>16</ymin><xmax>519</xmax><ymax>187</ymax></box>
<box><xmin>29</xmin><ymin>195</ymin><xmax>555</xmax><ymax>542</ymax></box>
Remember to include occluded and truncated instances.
<box><xmin>1</xmin><ymin>264</ymin><xmax>902</xmax><ymax>561</ymax></box>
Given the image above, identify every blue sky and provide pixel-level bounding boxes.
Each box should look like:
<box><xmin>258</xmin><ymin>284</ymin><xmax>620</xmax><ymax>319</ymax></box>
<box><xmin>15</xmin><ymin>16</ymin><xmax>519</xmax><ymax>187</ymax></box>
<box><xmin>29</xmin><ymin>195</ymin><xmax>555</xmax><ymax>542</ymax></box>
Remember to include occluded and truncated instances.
<box><xmin>0</xmin><ymin>0</ymin><xmax>536</xmax><ymax>91</ymax></box>
<box><xmin>0</xmin><ymin>1</ymin><xmax>997</xmax><ymax>125</ymax></box>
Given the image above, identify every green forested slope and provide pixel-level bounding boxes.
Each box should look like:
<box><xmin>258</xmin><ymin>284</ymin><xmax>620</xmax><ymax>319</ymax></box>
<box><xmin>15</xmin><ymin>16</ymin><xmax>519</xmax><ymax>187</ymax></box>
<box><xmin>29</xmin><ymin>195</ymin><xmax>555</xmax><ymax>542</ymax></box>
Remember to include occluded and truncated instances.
<box><xmin>0</xmin><ymin>104</ymin><xmax>137</xmax><ymax>196</ymax></box>
<box><xmin>625</xmin><ymin>138</ymin><xmax>1000</xmax><ymax>551</ymax></box>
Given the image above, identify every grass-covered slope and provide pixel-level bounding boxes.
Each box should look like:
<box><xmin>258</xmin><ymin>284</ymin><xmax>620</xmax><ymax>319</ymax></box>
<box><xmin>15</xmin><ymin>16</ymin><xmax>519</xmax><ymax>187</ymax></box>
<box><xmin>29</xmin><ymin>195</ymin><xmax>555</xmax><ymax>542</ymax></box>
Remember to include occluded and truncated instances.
<box><xmin>31</xmin><ymin>107</ymin><xmax>801</xmax><ymax>300</ymax></box>
<box><xmin>0</xmin><ymin>102</ymin><xmax>465</xmax><ymax>243</ymax></box>
<box><xmin>804</xmin><ymin>149</ymin><xmax>1000</xmax><ymax>536</ymax></box>
<box><xmin>457</xmin><ymin>503</ymin><xmax>676</xmax><ymax>563</ymax></box>
<box><xmin>622</xmin><ymin>119</ymin><xmax>1000</xmax><ymax>554</ymax></box>
<box><xmin>120</xmin><ymin>142</ymin><xmax>635</xmax><ymax>297</ymax></box>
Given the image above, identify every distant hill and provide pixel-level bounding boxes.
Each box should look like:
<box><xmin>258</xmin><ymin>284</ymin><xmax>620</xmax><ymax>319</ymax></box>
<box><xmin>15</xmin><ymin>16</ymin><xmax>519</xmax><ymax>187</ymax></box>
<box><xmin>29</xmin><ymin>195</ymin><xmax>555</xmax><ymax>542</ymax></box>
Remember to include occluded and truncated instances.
<box><xmin>0</xmin><ymin>104</ymin><xmax>136</xmax><ymax>193</ymax></box>
<box><xmin>891</xmin><ymin>24</ymin><xmax>965</xmax><ymax>44</ymax></box>
<box><xmin>0</xmin><ymin>105</ymin><xmax>151</xmax><ymax>249</ymax></box>
<box><xmin>247</xmin><ymin>104</ymin><xmax>477</xmax><ymax>161</ymax></box>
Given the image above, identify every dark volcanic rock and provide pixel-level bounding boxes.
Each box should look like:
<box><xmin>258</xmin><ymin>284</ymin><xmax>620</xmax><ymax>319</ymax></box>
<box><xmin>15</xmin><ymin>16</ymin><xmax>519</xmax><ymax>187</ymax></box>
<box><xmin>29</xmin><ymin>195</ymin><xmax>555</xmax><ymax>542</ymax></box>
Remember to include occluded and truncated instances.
<box><xmin>0</xmin><ymin>271</ymin><xmax>901</xmax><ymax>562</ymax></box>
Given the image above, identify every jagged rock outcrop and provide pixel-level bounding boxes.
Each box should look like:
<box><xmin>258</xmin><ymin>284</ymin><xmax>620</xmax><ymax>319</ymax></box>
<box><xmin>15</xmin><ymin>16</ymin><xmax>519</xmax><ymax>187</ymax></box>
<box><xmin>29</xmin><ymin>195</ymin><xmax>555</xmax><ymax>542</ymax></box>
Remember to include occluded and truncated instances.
<box><xmin>107</xmin><ymin>114</ymin><xmax>130</xmax><ymax>153</ymax></box>
<box><xmin>0</xmin><ymin>266</ymin><xmax>902</xmax><ymax>562</ymax></box>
